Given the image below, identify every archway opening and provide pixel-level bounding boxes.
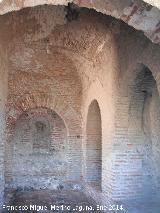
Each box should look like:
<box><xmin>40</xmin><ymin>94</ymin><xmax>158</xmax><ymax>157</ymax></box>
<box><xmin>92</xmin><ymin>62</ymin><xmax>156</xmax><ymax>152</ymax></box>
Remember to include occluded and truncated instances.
<box><xmin>86</xmin><ymin>100</ymin><xmax>102</xmax><ymax>191</ymax></box>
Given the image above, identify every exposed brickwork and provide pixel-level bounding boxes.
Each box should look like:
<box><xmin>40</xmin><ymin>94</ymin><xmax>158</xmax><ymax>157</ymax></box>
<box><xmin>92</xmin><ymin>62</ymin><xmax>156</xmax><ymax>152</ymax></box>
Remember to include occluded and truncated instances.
<box><xmin>110</xmin><ymin>27</ymin><xmax>160</xmax><ymax>200</ymax></box>
<box><xmin>0</xmin><ymin>2</ymin><xmax>160</xmax><ymax>207</ymax></box>
<box><xmin>0</xmin><ymin>45</ymin><xmax>8</xmax><ymax>205</ymax></box>
<box><xmin>6</xmin><ymin>108</ymin><xmax>69</xmax><ymax>190</ymax></box>
<box><xmin>0</xmin><ymin>0</ymin><xmax>160</xmax><ymax>43</ymax></box>
<box><xmin>2</xmin><ymin>6</ymin><xmax>84</xmax><ymax>195</ymax></box>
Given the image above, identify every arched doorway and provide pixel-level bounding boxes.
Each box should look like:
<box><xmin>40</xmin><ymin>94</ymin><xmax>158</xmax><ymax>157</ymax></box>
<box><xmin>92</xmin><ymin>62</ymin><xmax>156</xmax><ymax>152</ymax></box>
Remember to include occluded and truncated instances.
<box><xmin>86</xmin><ymin>100</ymin><xmax>102</xmax><ymax>191</ymax></box>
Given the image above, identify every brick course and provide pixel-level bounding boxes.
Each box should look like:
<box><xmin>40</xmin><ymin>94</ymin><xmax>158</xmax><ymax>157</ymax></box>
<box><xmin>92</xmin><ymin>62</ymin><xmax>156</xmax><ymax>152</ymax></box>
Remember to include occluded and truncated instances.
<box><xmin>0</xmin><ymin>3</ymin><xmax>159</xmax><ymax>206</ymax></box>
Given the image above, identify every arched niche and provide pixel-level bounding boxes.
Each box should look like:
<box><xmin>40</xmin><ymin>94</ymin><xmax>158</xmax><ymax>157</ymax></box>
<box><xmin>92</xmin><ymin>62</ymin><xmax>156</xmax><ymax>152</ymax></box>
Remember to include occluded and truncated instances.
<box><xmin>128</xmin><ymin>64</ymin><xmax>160</xmax><ymax>199</ymax></box>
<box><xmin>85</xmin><ymin>100</ymin><xmax>102</xmax><ymax>191</ymax></box>
<box><xmin>8</xmin><ymin>107</ymin><xmax>68</xmax><ymax>190</ymax></box>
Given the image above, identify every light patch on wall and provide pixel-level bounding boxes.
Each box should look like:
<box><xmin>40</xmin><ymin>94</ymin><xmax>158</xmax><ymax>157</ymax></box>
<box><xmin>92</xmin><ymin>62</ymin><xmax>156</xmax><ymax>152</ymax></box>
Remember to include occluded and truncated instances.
<box><xmin>96</xmin><ymin>41</ymin><xmax>106</xmax><ymax>54</ymax></box>
<box><xmin>10</xmin><ymin>46</ymin><xmax>34</xmax><ymax>71</ymax></box>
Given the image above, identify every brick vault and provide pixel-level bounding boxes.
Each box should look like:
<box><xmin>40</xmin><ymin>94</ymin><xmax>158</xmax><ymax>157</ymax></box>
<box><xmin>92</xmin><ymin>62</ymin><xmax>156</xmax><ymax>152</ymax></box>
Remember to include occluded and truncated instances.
<box><xmin>0</xmin><ymin>0</ymin><xmax>160</xmax><ymax>212</ymax></box>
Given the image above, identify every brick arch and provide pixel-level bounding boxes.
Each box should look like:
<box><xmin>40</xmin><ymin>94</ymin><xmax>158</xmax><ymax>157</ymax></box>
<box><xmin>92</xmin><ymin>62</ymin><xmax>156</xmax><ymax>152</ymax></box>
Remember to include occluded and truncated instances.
<box><xmin>114</xmin><ymin>62</ymin><xmax>160</xmax><ymax>200</ymax></box>
<box><xmin>0</xmin><ymin>0</ymin><xmax>159</xmax><ymax>43</ymax></box>
<box><xmin>111</xmin><ymin>62</ymin><xmax>160</xmax><ymax>200</ymax></box>
<box><xmin>127</xmin><ymin>63</ymin><xmax>159</xmax><ymax>199</ymax></box>
<box><xmin>15</xmin><ymin>107</ymin><xmax>68</xmax><ymax>140</ymax></box>
<box><xmin>128</xmin><ymin>63</ymin><xmax>158</xmax><ymax>90</ymax></box>
<box><xmin>128</xmin><ymin>64</ymin><xmax>156</xmax><ymax>133</ymax></box>
<box><xmin>121</xmin><ymin>63</ymin><xmax>160</xmax><ymax>98</ymax></box>
<box><xmin>7</xmin><ymin>93</ymin><xmax>82</xmax><ymax>136</ymax></box>
<box><xmin>5</xmin><ymin>106</ymin><xmax>69</xmax><ymax>189</ymax></box>
<box><xmin>5</xmin><ymin>94</ymin><xmax>83</xmax><ymax>186</ymax></box>
<box><xmin>140</xmin><ymin>62</ymin><xmax>160</xmax><ymax>97</ymax></box>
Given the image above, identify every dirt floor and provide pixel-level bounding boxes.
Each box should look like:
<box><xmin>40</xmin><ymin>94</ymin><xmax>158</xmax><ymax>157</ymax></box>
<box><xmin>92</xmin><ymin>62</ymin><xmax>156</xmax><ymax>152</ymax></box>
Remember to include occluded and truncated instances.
<box><xmin>1</xmin><ymin>190</ymin><xmax>160</xmax><ymax>213</ymax></box>
<box><xmin>2</xmin><ymin>190</ymin><xmax>99</xmax><ymax>213</ymax></box>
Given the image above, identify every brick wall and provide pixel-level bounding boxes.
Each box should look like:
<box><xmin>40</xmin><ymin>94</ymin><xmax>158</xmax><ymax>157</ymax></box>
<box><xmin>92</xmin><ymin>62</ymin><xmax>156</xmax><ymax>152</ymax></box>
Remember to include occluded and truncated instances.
<box><xmin>149</xmin><ymin>86</ymin><xmax>160</xmax><ymax>196</ymax></box>
<box><xmin>3</xmin><ymin>6</ymin><xmax>83</xmax><ymax>192</ymax></box>
<box><xmin>0</xmin><ymin>45</ymin><xmax>8</xmax><ymax>205</ymax></box>
<box><xmin>7</xmin><ymin>108</ymin><xmax>68</xmax><ymax>190</ymax></box>
<box><xmin>111</xmin><ymin>27</ymin><xmax>160</xmax><ymax>200</ymax></box>
<box><xmin>0</xmin><ymin>4</ymin><xmax>160</xmax><ymax>205</ymax></box>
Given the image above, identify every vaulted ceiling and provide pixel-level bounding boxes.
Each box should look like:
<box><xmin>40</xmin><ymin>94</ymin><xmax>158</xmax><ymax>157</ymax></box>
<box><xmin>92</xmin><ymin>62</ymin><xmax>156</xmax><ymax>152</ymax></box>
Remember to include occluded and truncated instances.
<box><xmin>0</xmin><ymin>0</ymin><xmax>160</xmax><ymax>44</ymax></box>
